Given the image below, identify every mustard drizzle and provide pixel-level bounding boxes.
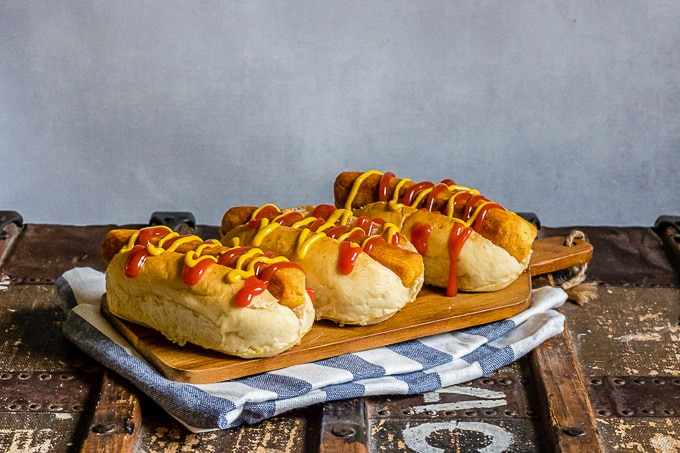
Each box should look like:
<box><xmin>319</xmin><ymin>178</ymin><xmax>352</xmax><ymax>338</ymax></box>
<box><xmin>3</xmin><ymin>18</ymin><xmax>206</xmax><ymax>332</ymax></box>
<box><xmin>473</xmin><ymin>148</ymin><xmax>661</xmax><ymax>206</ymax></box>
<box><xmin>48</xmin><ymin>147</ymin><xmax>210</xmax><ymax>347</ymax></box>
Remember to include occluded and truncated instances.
<box><xmin>121</xmin><ymin>226</ymin><xmax>288</xmax><ymax>284</ymax></box>
<box><xmin>244</xmin><ymin>203</ymin><xmax>404</xmax><ymax>259</ymax></box>
<box><xmin>347</xmin><ymin>170</ymin><xmax>500</xmax><ymax>230</ymax></box>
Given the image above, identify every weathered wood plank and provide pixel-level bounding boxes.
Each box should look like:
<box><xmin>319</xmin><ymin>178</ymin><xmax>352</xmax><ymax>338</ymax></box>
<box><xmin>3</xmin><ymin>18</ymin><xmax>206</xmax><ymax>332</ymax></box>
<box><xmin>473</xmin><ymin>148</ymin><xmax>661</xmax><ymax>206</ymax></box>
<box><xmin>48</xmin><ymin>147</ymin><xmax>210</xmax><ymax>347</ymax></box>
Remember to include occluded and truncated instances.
<box><xmin>530</xmin><ymin>319</ymin><xmax>604</xmax><ymax>452</ymax></box>
<box><xmin>79</xmin><ymin>370</ymin><xmax>142</xmax><ymax>453</ymax></box>
<box><xmin>320</xmin><ymin>398</ymin><xmax>368</xmax><ymax>453</ymax></box>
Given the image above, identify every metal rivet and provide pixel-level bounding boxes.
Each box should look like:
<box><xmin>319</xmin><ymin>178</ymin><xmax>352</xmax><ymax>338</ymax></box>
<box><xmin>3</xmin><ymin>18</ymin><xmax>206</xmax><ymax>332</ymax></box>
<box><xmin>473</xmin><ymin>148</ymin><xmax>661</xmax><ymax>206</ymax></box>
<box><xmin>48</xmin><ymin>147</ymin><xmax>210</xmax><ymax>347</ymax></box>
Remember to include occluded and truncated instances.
<box><xmin>377</xmin><ymin>409</ymin><xmax>390</xmax><ymax>417</ymax></box>
<box><xmin>92</xmin><ymin>424</ymin><xmax>116</xmax><ymax>435</ymax></box>
<box><xmin>331</xmin><ymin>424</ymin><xmax>356</xmax><ymax>438</ymax></box>
<box><xmin>563</xmin><ymin>426</ymin><xmax>586</xmax><ymax>437</ymax></box>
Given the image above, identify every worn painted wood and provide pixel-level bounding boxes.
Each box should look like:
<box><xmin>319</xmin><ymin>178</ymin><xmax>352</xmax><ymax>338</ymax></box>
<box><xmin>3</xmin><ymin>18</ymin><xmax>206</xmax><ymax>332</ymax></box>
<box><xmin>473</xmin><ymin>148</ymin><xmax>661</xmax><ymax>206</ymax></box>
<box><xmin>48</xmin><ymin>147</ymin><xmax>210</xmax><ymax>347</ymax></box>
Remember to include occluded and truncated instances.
<box><xmin>563</xmin><ymin>285</ymin><xmax>680</xmax><ymax>452</ymax></box>
<box><xmin>9</xmin><ymin>222</ymin><xmax>676</xmax><ymax>452</ymax></box>
<box><xmin>363</xmin><ymin>369</ymin><xmax>548</xmax><ymax>452</ymax></box>
<box><xmin>530</xmin><ymin>319</ymin><xmax>605</xmax><ymax>452</ymax></box>
<box><xmin>320</xmin><ymin>398</ymin><xmax>368</xmax><ymax>453</ymax></box>
<box><xmin>79</xmin><ymin>370</ymin><xmax>142</xmax><ymax>453</ymax></box>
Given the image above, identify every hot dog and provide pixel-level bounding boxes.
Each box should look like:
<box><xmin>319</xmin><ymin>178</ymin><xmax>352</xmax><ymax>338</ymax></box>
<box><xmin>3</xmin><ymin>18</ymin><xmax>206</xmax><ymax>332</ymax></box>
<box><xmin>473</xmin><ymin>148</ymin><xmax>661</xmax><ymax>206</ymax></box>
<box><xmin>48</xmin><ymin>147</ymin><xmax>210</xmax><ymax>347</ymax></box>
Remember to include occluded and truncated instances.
<box><xmin>219</xmin><ymin>204</ymin><xmax>425</xmax><ymax>326</ymax></box>
<box><xmin>102</xmin><ymin>226</ymin><xmax>315</xmax><ymax>358</ymax></box>
<box><xmin>333</xmin><ymin>170</ymin><xmax>538</xmax><ymax>295</ymax></box>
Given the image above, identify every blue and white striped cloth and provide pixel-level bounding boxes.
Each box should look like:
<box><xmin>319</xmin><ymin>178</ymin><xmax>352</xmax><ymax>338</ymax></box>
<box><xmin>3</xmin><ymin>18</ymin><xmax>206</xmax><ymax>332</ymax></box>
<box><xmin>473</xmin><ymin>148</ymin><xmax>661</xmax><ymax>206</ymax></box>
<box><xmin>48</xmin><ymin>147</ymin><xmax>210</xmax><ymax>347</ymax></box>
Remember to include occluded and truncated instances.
<box><xmin>57</xmin><ymin>267</ymin><xmax>566</xmax><ymax>432</ymax></box>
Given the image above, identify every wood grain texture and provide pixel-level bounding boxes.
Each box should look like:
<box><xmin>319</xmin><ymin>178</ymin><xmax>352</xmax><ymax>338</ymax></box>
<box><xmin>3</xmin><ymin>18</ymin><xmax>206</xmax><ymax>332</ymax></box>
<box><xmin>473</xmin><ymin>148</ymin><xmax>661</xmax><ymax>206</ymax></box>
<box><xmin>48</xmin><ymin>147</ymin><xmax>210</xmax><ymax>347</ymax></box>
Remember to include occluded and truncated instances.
<box><xmin>79</xmin><ymin>370</ymin><xmax>142</xmax><ymax>453</ymax></box>
<box><xmin>101</xmin><ymin>236</ymin><xmax>592</xmax><ymax>384</ymax></box>
<box><xmin>320</xmin><ymin>398</ymin><xmax>368</xmax><ymax>453</ymax></box>
<box><xmin>529</xmin><ymin>236</ymin><xmax>592</xmax><ymax>276</ymax></box>
<box><xmin>530</xmin><ymin>320</ymin><xmax>604</xmax><ymax>452</ymax></box>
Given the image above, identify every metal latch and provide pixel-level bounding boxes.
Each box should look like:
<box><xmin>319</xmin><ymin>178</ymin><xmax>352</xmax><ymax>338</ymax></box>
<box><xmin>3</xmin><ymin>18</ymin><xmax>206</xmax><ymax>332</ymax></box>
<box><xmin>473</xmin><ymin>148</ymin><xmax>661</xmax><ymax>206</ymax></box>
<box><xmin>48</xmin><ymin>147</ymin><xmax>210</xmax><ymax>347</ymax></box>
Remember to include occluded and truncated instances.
<box><xmin>517</xmin><ymin>212</ymin><xmax>541</xmax><ymax>230</ymax></box>
<box><xmin>654</xmin><ymin>215</ymin><xmax>680</xmax><ymax>242</ymax></box>
<box><xmin>0</xmin><ymin>211</ymin><xmax>24</xmax><ymax>285</ymax></box>
<box><xmin>653</xmin><ymin>215</ymin><xmax>680</xmax><ymax>276</ymax></box>
<box><xmin>149</xmin><ymin>211</ymin><xmax>196</xmax><ymax>234</ymax></box>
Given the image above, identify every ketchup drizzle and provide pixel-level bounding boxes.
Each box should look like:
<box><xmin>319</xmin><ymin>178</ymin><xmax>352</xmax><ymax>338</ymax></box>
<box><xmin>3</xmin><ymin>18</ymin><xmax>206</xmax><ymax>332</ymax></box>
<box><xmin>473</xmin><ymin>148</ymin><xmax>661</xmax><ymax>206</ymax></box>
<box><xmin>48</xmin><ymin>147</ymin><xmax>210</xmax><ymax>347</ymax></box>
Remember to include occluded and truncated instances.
<box><xmin>338</xmin><ymin>241</ymin><xmax>362</xmax><ymax>274</ymax></box>
<box><xmin>378</xmin><ymin>172</ymin><xmax>395</xmax><ymax>202</ymax></box>
<box><xmin>120</xmin><ymin>227</ymin><xmax>303</xmax><ymax>309</ymax></box>
<box><xmin>368</xmin><ymin>173</ymin><xmax>506</xmax><ymax>296</ymax></box>
<box><xmin>446</xmin><ymin>223</ymin><xmax>473</xmax><ymax>296</ymax></box>
<box><xmin>311</xmin><ymin>204</ymin><xmax>336</xmax><ymax>219</ymax></box>
<box><xmin>411</xmin><ymin>222</ymin><xmax>433</xmax><ymax>255</ymax></box>
<box><xmin>234</xmin><ymin>276</ymin><xmax>267</xmax><ymax>308</ymax></box>
<box><xmin>182</xmin><ymin>257</ymin><xmax>214</xmax><ymax>285</ymax></box>
<box><xmin>137</xmin><ymin>226</ymin><xmax>172</xmax><ymax>245</ymax></box>
<box><xmin>124</xmin><ymin>244</ymin><xmax>149</xmax><ymax>278</ymax></box>
<box><xmin>399</xmin><ymin>181</ymin><xmax>434</xmax><ymax>205</ymax></box>
<box><xmin>425</xmin><ymin>183</ymin><xmax>449</xmax><ymax>211</ymax></box>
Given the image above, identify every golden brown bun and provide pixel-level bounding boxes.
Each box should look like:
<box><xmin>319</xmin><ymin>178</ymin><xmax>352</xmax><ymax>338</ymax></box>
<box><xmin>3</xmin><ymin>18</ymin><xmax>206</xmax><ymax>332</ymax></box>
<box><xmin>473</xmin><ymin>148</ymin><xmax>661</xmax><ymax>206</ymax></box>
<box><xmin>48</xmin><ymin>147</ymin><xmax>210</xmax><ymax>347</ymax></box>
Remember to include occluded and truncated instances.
<box><xmin>333</xmin><ymin>171</ymin><xmax>537</xmax><ymax>263</ymax></box>
<box><xmin>102</xmin><ymin>228</ymin><xmax>308</xmax><ymax>308</ymax></box>
<box><xmin>219</xmin><ymin>204</ymin><xmax>425</xmax><ymax>291</ymax></box>
<box><xmin>354</xmin><ymin>202</ymin><xmax>529</xmax><ymax>293</ymax></box>
<box><xmin>221</xmin><ymin>223</ymin><xmax>424</xmax><ymax>326</ymax></box>
<box><xmin>105</xmin><ymin>249</ymin><xmax>314</xmax><ymax>358</ymax></box>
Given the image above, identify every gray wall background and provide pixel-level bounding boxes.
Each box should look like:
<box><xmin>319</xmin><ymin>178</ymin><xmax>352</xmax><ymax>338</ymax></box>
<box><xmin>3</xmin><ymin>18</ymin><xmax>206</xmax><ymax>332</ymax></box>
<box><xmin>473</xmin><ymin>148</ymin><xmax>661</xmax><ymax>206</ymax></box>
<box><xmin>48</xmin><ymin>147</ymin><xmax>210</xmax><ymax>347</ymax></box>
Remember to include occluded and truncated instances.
<box><xmin>1</xmin><ymin>1</ymin><xmax>678</xmax><ymax>227</ymax></box>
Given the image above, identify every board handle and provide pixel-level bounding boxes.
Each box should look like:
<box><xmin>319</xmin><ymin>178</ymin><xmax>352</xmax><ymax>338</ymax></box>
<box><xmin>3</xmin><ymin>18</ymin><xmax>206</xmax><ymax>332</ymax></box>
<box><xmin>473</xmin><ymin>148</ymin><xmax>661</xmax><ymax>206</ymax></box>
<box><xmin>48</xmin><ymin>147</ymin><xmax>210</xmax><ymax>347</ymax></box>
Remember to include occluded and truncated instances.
<box><xmin>529</xmin><ymin>233</ymin><xmax>593</xmax><ymax>277</ymax></box>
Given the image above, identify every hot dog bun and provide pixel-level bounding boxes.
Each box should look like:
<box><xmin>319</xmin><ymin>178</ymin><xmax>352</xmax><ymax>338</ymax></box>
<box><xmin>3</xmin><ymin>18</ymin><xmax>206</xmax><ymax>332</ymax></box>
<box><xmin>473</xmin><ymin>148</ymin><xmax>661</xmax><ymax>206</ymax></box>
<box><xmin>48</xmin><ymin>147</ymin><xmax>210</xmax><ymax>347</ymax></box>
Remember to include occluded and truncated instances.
<box><xmin>103</xmin><ymin>227</ymin><xmax>315</xmax><ymax>358</ymax></box>
<box><xmin>334</xmin><ymin>171</ymin><xmax>538</xmax><ymax>295</ymax></box>
<box><xmin>219</xmin><ymin>204</ymin><xmax>425</xmax><ymax>326</ymax></box>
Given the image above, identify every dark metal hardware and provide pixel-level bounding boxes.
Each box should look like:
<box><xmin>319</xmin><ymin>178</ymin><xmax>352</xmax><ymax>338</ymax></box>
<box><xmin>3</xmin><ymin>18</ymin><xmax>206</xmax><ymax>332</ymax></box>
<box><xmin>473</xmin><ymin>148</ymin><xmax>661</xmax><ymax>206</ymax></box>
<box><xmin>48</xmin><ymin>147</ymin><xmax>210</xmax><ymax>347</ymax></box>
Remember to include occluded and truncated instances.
<box><xmin>587</xmin><ymin>375</ymin><xmax>680</xmax><ymax>418</ymax></box>
<box><xmin>0</xmin><ymin>371</ymin><xmax>98</xmax><ymax>413</ymax></box>
<box><xmin>517</xmin><ymin>212</ymin><xmax>541</xmax><ymax>229</ymax></box>
<box><xmin>653</xmin><ymin>215</ymin><xmax>680</xmax><ymax>238</ymax></box>
<box><xmin>149</xmin><ymin>211</ymin><xmax>196</xmax><ymax>232</ymax></box>
<box><xmin>0</xmin><ymin>210</ymin><xmax>24</xmax><ymax>270</ymax></box>
<box><xmin>0</xmin><ymin>211</ymin><xmax>23</xmax><ymax>239</ymax></box>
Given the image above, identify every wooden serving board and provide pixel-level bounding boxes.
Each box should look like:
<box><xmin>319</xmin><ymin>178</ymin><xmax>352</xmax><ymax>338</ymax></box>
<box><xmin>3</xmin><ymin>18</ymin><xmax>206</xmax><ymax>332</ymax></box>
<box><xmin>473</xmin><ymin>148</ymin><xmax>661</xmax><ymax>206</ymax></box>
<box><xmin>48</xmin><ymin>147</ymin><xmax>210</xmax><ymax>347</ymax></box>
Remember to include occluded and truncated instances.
<box><xmin>102</xmin><ymin>236</ymin><xmax>592</xmax><ymax>384</ymax></box>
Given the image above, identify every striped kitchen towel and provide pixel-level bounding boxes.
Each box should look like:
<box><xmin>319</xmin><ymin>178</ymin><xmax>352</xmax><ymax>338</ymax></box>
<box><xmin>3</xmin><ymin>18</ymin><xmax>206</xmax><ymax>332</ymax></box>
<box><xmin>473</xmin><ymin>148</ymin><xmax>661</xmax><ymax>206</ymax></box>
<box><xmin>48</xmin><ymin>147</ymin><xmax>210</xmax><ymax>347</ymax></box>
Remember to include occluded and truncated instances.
<box><xmin>57</xmin><ymin>267</ymin><xmax>566</xmax><ymax>432</ymax></box>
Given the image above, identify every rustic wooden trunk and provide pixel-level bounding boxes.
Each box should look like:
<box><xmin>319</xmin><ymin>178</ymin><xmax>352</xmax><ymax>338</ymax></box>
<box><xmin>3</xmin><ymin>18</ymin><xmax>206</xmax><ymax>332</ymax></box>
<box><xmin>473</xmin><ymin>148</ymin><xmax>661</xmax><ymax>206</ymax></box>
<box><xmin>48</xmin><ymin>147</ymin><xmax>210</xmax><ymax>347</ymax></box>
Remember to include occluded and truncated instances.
<box><xmin>1</xmin><ymin>212</ymin><xmax>678</xmax><ymax>452</ymax></box>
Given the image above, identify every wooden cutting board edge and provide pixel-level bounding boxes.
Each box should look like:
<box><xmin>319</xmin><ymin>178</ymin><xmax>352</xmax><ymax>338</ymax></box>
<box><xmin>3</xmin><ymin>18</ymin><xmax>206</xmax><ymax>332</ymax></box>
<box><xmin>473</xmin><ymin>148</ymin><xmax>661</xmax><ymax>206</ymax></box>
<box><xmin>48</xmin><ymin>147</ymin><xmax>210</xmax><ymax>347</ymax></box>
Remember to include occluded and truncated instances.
<box><xmin>103</xmin><ymin>274</ymin><xmax>532</xmax><ymax>383</ymax></box>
